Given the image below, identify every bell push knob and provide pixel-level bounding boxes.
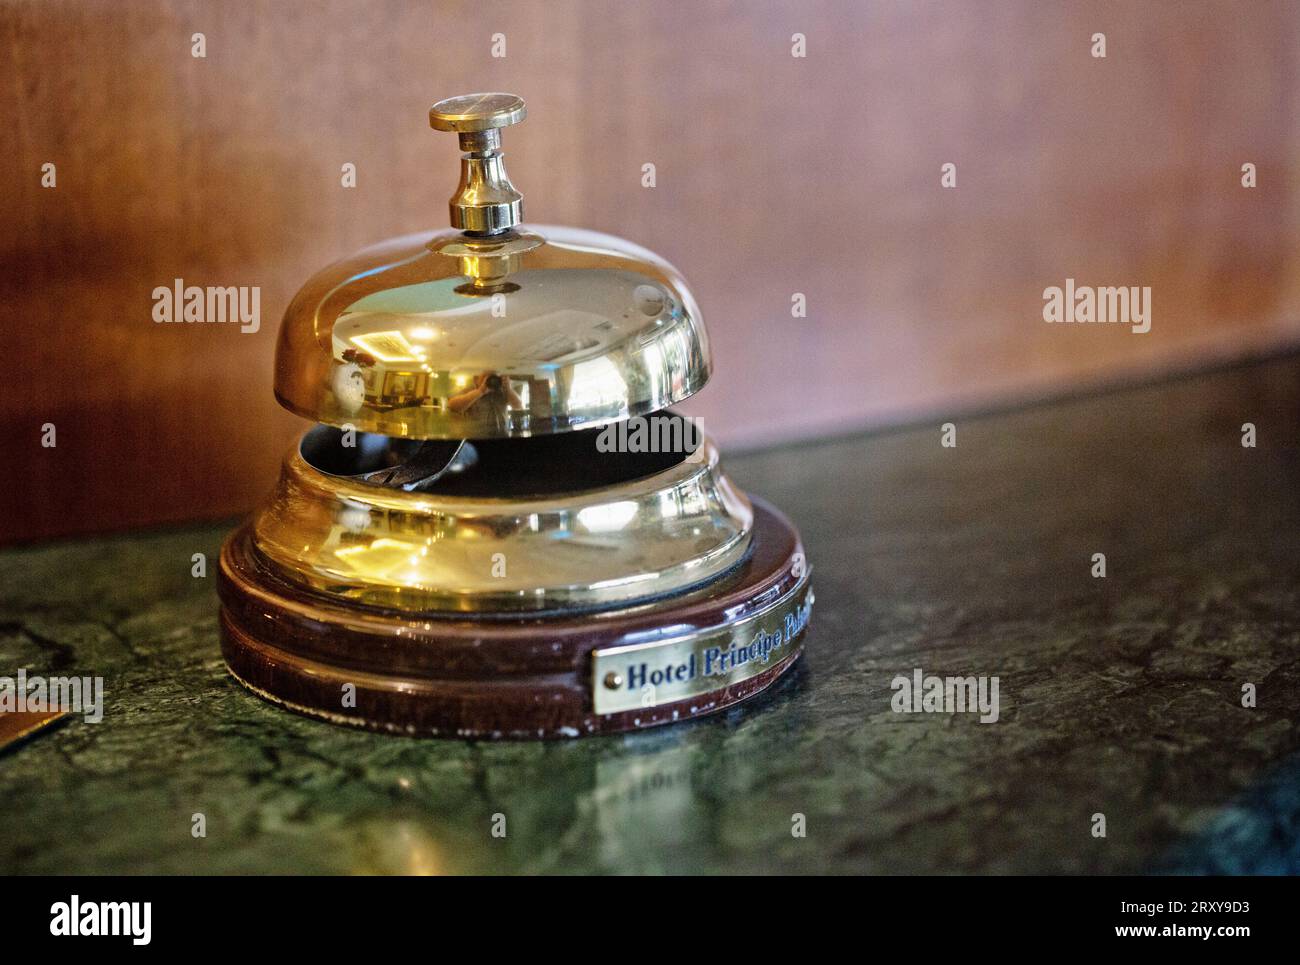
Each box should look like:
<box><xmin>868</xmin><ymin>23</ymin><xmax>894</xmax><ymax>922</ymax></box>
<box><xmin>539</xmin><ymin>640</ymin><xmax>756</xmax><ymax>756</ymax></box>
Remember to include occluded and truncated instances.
<box><xmin>430</xmin><ymin>93</ymin><xmax>526</xmax><ymax>234</ymax></box>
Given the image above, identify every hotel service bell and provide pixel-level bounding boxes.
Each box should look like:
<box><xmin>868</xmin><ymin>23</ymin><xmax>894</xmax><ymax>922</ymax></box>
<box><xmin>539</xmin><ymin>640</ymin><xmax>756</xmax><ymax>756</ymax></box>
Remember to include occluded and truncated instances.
<box><xmin>218</xmin><ymin>94</ymin><xmax>813</xmax><ymax>737</ymax></box>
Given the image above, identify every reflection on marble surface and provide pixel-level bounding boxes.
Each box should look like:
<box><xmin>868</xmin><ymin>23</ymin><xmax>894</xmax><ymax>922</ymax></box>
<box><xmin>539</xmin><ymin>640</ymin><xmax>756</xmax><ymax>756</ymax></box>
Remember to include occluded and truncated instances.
<box><xmin>1157</xmin><ymin>756</ymin><xmax>1300</xmax><ymax>874</ymax></box>
<box><xmin>2</xmin><ymin>353</ymin><xmax>1299</xmax><ymax>873</ymax></box>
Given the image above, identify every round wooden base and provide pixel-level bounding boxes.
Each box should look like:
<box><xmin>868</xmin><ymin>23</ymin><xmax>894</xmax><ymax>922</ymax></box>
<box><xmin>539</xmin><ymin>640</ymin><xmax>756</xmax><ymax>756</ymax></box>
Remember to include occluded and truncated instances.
<box><xmin>218</xmin><ymin>499</ymin><xmax>812</xmax><ymax>739</ymax></box>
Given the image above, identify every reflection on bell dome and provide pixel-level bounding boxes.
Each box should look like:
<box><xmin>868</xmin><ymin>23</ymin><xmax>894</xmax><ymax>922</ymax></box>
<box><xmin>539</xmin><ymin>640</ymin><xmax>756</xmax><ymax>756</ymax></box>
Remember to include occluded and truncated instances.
<box><xmin>273</xmin><ymin>226</ymin><xmax>711</xmax><ymax>440</ymax></box>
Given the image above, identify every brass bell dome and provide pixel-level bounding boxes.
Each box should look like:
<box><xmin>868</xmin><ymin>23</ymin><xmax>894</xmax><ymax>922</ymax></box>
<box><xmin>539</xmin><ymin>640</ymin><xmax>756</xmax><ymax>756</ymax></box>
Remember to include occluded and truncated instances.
<box><xmin>273</xmin><ymin>93</ymin><xmax>710</xmax><ymax>440</ymax></box>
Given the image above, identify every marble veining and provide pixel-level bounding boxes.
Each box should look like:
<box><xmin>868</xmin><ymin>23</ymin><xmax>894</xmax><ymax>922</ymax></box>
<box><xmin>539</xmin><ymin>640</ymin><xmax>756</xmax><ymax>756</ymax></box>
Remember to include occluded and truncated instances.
<box><xmin>2</xmin><ymin>354</ymin><xmax>1298</xmax><ymax>874</ymax></box>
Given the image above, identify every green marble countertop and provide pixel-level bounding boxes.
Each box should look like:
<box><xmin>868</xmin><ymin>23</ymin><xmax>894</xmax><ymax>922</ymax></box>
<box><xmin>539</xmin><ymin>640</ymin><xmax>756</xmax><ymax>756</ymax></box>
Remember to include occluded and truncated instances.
<box><xmin>3</xmin><ymin>354</ymin><xmax>1299</xmax><ymax>874</ymax></box>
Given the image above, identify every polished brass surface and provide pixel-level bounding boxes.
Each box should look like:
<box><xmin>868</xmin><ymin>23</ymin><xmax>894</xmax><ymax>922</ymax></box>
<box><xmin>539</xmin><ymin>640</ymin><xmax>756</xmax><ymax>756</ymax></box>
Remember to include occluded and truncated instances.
<box><xmin>429</xmin><ymin>92</ymin><xmax>526</xmax><ymax>135</ymax></box>
<box><xmin>249</xmin><ymin>429</ymin><xmax>753</xmax><ymax>613</ymax></box>
<box><xmin>430</xmin><ymin>92</ymin><xmax>526</xmax><ymax>233</ymax></box>
<box><xmin>433</xmin><ymin>225</ymin><xmax>544</xmax><ymax>290</ymax></box>
<box><xmin>274</xmin><ymin>225</ymin><xmax>711</xmax><ymax>439</ymax></box>
<box><xmin>228</xmin><ymin>93</ymin><xmax>810</xmax><ymax>738</ymax></box>
<box><xmin>275</xmin><ymin>92</ymin><xmax>711</xmax><ymax>440</ymax></box>
<box><xmin>447</xmin><ymin>152</ymin><xmax>523</xmax><ymax>233</ymax></box>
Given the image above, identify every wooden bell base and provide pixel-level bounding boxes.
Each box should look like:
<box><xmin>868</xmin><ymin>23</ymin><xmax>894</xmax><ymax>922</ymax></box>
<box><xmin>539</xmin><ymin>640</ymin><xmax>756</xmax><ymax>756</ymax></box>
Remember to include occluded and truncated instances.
<box><xmin>218</xmin><ymin>499</ymin><xmax>812</xmax><ymax>739</ymax></box>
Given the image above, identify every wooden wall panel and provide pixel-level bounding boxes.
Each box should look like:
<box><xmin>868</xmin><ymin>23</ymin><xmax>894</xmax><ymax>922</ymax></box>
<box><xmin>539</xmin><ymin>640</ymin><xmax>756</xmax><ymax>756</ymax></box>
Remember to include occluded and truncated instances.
<box><xmin>2</xmin><ymin>0</ymin><xmax>1297</xmax><ymax>542</ymax></box>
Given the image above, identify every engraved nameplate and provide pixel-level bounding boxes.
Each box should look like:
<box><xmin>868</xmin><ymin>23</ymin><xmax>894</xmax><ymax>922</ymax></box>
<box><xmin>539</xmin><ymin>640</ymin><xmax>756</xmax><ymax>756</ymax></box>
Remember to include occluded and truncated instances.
<box><xmin>592</xmin><ymin>578</ymin><xmax>813</xmax><ymax>715</ymax></box>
